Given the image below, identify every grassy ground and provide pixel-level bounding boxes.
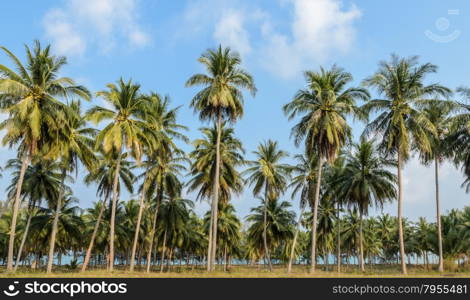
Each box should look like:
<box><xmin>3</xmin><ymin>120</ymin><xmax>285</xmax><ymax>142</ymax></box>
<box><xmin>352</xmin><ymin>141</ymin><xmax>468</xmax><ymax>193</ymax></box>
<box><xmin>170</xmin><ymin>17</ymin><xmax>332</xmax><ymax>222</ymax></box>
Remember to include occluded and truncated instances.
<box><xmin>2</xmin><ymin>265</ymin><xmax>470</xmax><ymax>278</ymax></box>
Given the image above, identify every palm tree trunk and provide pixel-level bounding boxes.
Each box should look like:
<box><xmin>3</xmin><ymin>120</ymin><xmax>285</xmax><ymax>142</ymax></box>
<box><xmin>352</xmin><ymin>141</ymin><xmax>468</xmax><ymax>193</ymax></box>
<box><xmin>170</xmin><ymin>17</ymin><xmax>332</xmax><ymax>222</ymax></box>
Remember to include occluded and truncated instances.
<box><xmin>337</xmin><ymin>202</ymin><xmax>341</xmax><ymax>273</ymax></box>
<box><xmin>160</xmin><ymin>228</ymin><xmax>167</xmax><ymax>273</ymax></box>
<box><xmin>109</xmin><ymin>153</ymin><xmax>122</xmax><ymax>272</ymax></box>
<box><xmin>146</xmin><ymin>196</ymin><xmax>161</xmax><ymax>273</ymax></box>
<box><xmin>397</xmin><ymin>151</ymin><xmax>408</xmax><ymax>275</ymax></box>
<box><xmin>81</xmin><ymin>197</ymin><xmax>108</xmax><ymax>272</ymax></box>
<box><xmin>46</xmin><ymin>169</ymin><xmax>67</xmax><ymax>274</ymax></box>
<box><xmin>287</xmin><ymin>205</ymin><xmax>305</xmax><ymax>273</ymax></box>
<box><xmin>130</xmin><ymin>177</ymin><xmax>148</xmax><ymax>272</ymax></box>
<box><xmin>209</xmin><ymin>113</ymin><xmax>222</xmax><ymax>271</ymax></box>
<box><xmin>434</xmin><ymin>159</ymin><xmax>444</xmax><ymax>272</ymax></box>
<box><xmin>7</xmin><ymin>155</ymin><xmax>30</xmax><ymax>272</ymax></box>
<box><xmin>359</xmin><ymin>211</ymin><xmax>365</xmax><ymax>272</ymax></box>
<box><xmin>263</xmin><ymin>184</ymin><xmax>273</xmax><ymax>271</ymax></box>
<box><xmin>310</xmin><ymin>157</ymin><xmax>324</xmax><ymax>273</ymax></box>
<box><xmin>14</xmin><ymin>209</ymin><xmax>33</xmax><ymax>272</ymax></box>
<box><xmin>223</xmin><ymin>246</ymin><xmax>228</xmax><ymax>272</ymax></box>
<box><xmin>207</xmin><ymin>206</ymin><xmax>213</xmax><ymax>271</ymax></box>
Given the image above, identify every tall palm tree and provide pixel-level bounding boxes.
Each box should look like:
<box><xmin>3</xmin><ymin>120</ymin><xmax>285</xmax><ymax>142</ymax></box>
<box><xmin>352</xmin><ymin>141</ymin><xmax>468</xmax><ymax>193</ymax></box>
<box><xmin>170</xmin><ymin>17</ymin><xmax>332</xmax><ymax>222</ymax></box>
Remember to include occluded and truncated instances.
<box><xmin>186</xmin><ymin>46</ymin><xmax>256</xmax><ymax>271</ymax></box>
<box><xmin>418</xmin><ymin>99</ymin><xmax>457</xmax><ymax>272</ymax></box>
<box><xmin>0</xmin><ymin>41</ymin><xmax>90</xmax><ymax>271</ymax></box>
<box><xmin>283</xmin><ymin>66</ymin><xmax>369</xmax><ymax>272</ymax></box>
<box><xmin>81</xmin><ymin>151</ymin><xmax>135</xmax><ymax>272</ymax></box>
<box><xmin>321</xmin><ymin>156</ymin><xmax>346</xmax><ymax>272</ymax></box>
<box><xmin>142</xmin><ymin>152</ymin><xmax>186</xmax><ymax>272</ymax></box>
<box><xmin>129</xmin><ymin>93</ymin><xmax>188</xmax><ymax>272</ymax></box>
<box><xmin>287</xmin><ymin>152</ymin><xmax>318</xmax><ymax>273</ymax></box>
<box><xmin>188</xmin><ymin>124</ymin><xmax>244</xmax><ymax>270</ymax></box>
<box><xmin>44</xmin><ymin>100</ymin><xmax>96</xmax><ymax>273</ymax></box>
<box><xmin>244</xmin><ymin>140</ymin><xmax>290</xmax><ymax>271</ymax></box>
<box><xmin>362</xmin><ymin>55</ymin><xmax>451</xmax><ymax>274</ymax></box>
<box><xmin>86</xmin><ymin>78</ymin><xmax>150</xmax><ymax>271</ymax></box>
<box><xmin>332</xmin><ymin>139</ymin><xmax>397</xmax><ymax>271</ymax></box>
<box><xmin>5</xmin><ymin>160</ymin><xmax>63</xmax><ymax>270</ymax></box>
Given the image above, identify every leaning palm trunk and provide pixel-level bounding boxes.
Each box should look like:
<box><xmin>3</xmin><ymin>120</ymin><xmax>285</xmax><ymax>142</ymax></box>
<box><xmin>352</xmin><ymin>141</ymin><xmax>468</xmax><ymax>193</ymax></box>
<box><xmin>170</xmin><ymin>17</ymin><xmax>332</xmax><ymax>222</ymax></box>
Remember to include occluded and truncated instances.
<box><xmin>209</xmin><ymin>113</ymin><xmax>222</xmax><ymax>271</ymax></box>
<box><xmin>397</xmin><ymin>152</ymin><xmax>407</xmax><ymax>275</ymax></box>
<box><xmin>146</xmin><ymin>194</ymin><xmax>162</xmax><ymax>273</ymax></box>
<box><xmin>46</xmin><ymin>169</ymin><xmax>66</xmax><ymax>274</ymax></box>
<box><xmin>130</xmin><ymin>178</ymin><xmax>149</xmax><ymax>272</ymax></box>
<box><xmin>434</xmin><ymin>159</ymin><xmax>444</xmax><ymax>272</ymax></box>
<box><xmin>263</xmin><ymin>185</ymin><xmax>273</xmax><ymax>271</ymax></box>
<box><xmin>310</xmin><ymin>158</ymin><xmax>324</xmax><ymax>273</ymax></box>
<box><xmin>7</xmin><ymin>155</ymin><xmax>30</xmax><ymax>272</ymax></box>
<box><xmin>81</xmin><ymin>197</ymin><xmax>108</xmax><ymax>272</ymax></box>
<box><xmin>109</xmin><ymin>153</ymin><xmax>122</xmax><ymax>272</ymax></box>
<box><xmin>14</xmin><ymin>209</ymin><xmax>33</xmax><ymax>271</ymax></box>
<box><xmin>287</xmin><ymin>205</ymin><xmax>305</xmax><ymax>273</ymax></box>
<box><xmin>359</xmin><ymin>211</ymin><xmax>365</xmax><ymax>272</ymax></box>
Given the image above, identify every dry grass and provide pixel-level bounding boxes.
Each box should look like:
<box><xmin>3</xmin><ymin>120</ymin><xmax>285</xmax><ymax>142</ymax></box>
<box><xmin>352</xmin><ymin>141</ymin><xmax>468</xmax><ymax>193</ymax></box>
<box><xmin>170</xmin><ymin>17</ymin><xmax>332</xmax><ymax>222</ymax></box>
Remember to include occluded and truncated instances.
<box><xmin>2</xmin><ymin>265</ymin><xmax>470</xmax><ymax>278</ymax></box>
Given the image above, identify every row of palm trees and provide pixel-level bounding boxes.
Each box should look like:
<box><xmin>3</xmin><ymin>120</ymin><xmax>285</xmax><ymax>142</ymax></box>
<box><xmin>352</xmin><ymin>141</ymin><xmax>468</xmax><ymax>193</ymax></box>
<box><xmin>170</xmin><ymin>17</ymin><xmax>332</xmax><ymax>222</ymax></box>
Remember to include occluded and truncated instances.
<box><xmin>1</xmin><ymin>165</ymin><xmax>469</xmax><ymax>272</ymax></box>
<box><xmin>0</xmin><ymin>41</ymin><xmax>469</xmax><ymax>275</ymax></box>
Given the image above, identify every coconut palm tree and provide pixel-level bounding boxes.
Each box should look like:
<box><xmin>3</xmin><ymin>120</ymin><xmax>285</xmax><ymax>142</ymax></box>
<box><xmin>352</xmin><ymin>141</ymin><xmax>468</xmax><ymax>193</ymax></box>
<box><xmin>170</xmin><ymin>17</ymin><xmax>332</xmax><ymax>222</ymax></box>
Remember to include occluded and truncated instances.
<box><xmin>246</xmin><ymin>197</ymin><xmax>295</xmax><ymax>265</ymax></box>
<box><xmin>157</xmin><ymin>197</ymin><xmax>193</xmax><ymax>272</ymax></box>
<box><xmin>188</xmin><ymin>125</ymin><xmax>245</xmax><ymax>203</ymax></box>
<box><xmin>244</xmin><ymin>140</ymin><xmax>290</xmax><ymax>271</ymax></box>
<box><xmin>283</xmin><ymin>66</ymin><xmax>369</xmax><ymax>272</ymax></box>
<box><xmin>362</xmin><ymin>55</ymin><xmax>451</xmax><ymax>274</ymax></box>
<box><xmin>5</xmin><ymin>160</ymin><xmax>63</xmax><ymax>270</ymax></box>
<box><xmin>44</xmin><ymin>100</ymin><xmax>96</xmax><ymax>273</ymax></box>
<box><xmin>186</xmin><ymin>46</ymin><xmax>256</xmax><ymax>271</ymax></box>
<box><xmin>203</xmin><ymin>203</ymin><xmax>241</xmax><ymax>271</ymax></box>
<box><xmin>287</xmin><ymin>152</ymin><xmax>319</xmax><ymax>273</ymax></box>
<box><xmin>188</xmin><ymin>124</ymin><xmax>245</xmax><ymax>270</ymax></box>
<box><xmin>86</xmin><ymin>78</ymin><xmax>150</xmax><ymax>271</ymax></box>
<box><xmin>418</xmin><ymin>99</ymin><xmax>457</xmax><ymax>272</ymax></box>
<box><xmin>142</xmin><ymin>152</ymin><xmax>186</xmax><ymax>272</ymax></box>
<box><xmin>81</xmin><ymin>151</ymin><xmax>135</xmax><ymax>271</ymax></box>
<box><xmin>332</xmin><ymin>139</ymin><xmax>397</xmax><ymax>271</ymax></box>
<box><xmin>129</xmin><ymin>93</ymin><xmax>188</xmax><ymax>272</ymax></box>
<box><xmin>0</xmin><ymin>41</ymin><xmax>90</xmax><ymax>271</ymax></box>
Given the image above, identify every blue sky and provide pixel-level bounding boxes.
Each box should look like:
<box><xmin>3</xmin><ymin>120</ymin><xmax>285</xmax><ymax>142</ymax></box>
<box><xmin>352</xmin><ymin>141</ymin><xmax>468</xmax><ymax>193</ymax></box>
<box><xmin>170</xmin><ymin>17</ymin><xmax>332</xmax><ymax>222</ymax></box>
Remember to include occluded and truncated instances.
<box><xmin>1</xmin><ymin>0</ymin><xmax>470</xmax><ymax>221</ymax></box>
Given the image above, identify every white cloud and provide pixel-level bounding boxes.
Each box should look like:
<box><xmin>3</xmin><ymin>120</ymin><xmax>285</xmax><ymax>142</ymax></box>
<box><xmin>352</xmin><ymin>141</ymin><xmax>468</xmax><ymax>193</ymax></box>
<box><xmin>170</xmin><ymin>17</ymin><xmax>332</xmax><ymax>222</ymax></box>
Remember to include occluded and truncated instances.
<box><xmin>43</xmin><ymin>0</ymin><xmax>150</xmax><ymax>56</ymax></box>
<box><xmin>213</xmin><ymin>10</ymin><xmax>251</xmax><ymax>57</ymax></box>
<box><xmin>260</xmin><ymin>0</ymin><xmax>361</xmax><ymax>78</ymax></box>
<box><xmin>177</xmin><ymin>0</ymin><xmax>361</xmax><ymax>79</ymax></box>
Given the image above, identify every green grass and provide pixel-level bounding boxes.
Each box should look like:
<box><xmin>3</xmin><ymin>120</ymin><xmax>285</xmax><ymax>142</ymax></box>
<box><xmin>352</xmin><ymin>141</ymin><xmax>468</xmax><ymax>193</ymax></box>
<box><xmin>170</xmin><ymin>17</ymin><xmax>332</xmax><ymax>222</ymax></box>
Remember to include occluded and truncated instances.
<box><xmin>2</xmin><ymin>265</ymin><xmax>470</xmax><ymax>278</ymax></box>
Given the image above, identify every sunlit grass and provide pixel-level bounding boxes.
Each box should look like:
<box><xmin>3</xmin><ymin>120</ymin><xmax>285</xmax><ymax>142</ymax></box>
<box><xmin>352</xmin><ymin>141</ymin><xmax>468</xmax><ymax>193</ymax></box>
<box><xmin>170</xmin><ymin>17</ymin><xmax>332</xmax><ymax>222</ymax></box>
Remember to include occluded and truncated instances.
<box><xmin>1</xmin><ymin>265</ymin><xmax>470</xmax><ymax>278</ymax></box>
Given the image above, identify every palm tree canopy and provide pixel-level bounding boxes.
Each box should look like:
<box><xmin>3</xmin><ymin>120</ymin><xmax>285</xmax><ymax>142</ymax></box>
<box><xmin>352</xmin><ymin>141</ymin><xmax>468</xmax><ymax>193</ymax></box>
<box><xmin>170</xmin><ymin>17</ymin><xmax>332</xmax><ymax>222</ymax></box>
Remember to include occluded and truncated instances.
<box><xmin>284</xmin><ymin>65</ymin><xmax>369</xmax><ymax>161</ymax></box>
<box><xmin>362</xmin><ymin>55</ymin><xmax>451</xmax><ymax>160</ymax></box>
<box><xmin>185</xmin><ymin>45</ymin><xmax>256</xmax><ymax>123</ymax></box>
<box><xmin>332</xmin><ymin>139</ymin><xmax>397</xmax><ymax>215</ymax></box>
<box><xmin>244</xmin><ymin>140</ymin><xmax>291</xmax><ymax>199</ymax></box>
<box><xmin>86</xmin><ymin>78</ymin><xmax>152</xmax><ymax>161</ymax></box>
<box><xmin>0</xmin><ymin>41</ymin><xmax>91</xmax><ymax>158</ymax></box>
<box><xmin>188</xmin><ymin>123</ymin><xmax>245</xmax><ymax>203</ymax></box>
